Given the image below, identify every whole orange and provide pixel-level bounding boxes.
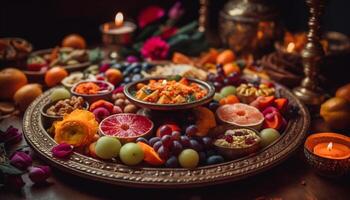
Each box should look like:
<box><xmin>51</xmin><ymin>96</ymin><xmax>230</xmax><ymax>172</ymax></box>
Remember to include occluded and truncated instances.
<box><xmin>223</xmin><ymin>63</ymin><xmax>240</xmax><ymax>76</ymax></box>
<box><xmin>216</xmin><ymin>49</ymin><xmax>235</xmax><ymax>65</ymax></box>
<box><xmin>0</xmin><ymin>68</ymin><xmax>28</xmax><ymax>100</ymax></box>
<box><xmin>62</xmin><ymin>34</ymin><xmax>86</xmax><ymax>49</ymax></box>
<box><xmin>14</xmin><ymin>83</ymin><xmax>43</xmax><ymax>111</ymax></box>
<box><xmin>105</xmin><ymin>68</ymin><xmax>123</xmax><ymax>85</ymax></box>
<box><xmin>45</xmin><ymin>67</ymin><xmax>68</xmax><ymax>87</ymax></box>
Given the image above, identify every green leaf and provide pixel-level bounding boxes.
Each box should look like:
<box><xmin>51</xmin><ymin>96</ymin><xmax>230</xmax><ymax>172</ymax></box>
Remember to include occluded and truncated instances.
<box><xmin>167</xmin><ymin>75</ymin><xmax>182</xmax><ymax>81</ymax></box>
<box><xmin>186</xmin><ymin>94</ymin><xmax>196</xmax><ymax>103</ymax></box>
<box><xmin>0</xmin><ymin>163</ymin><xmax>23</xmax><ymax>175</ymax></box>
<box><xmin>88</xmin><ymin>48</ymin><xmax>104</xmax><ymax>64</ymax></box>
<box><xmin>135</xmin><ymin>24</ymin><xmax>159</xmax><ymax>42</ymax></box>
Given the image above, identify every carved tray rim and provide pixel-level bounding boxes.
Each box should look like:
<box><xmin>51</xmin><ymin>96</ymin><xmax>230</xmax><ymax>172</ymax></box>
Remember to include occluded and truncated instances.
<box><xmin>23</xmin><ymin>85</ymin><xmax>310</xmax><ymax>188</ymax></box>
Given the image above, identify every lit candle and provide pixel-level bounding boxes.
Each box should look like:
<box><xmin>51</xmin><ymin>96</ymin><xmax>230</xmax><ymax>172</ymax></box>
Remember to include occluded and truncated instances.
<box><xmin>313</xmin><ymin>142</ymin><xmax>350</xmax><ymax>160</ymax></box>
<box><xmin>100</xmin><ymin>12</ymin><xmax>137</xmax><ymax>46</ymax></box>
<box><xmin>286</xmin><ymin>42</ymin><xmax>295</xmax><ymax>53</ymax></box>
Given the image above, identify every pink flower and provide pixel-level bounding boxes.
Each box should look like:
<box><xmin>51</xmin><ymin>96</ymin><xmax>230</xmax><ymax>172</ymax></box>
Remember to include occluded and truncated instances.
<box><xmin>126</xmin><ymin>55</ymin><xmax>139</xmax><ymax>63</ymax></box>
<box><xmin>138</xmin><ymin>6</ymin><xmax>165</xmax><ymax>28</ymax></box>
<box><xmin>6</xmin><ymin>175</ymin><xmax>25</xmax><ymax>190</ymax></box>
<box><xmin>10</xmin><ymin>151</ymin><xmax>32</xmax><ymax>170</ymax></box>
<box><xmin>0</xmin><ymin>126</ymin><xmax>22</xmax><ymax>145</ymax></box>
<box><xmin>168</xmin><ymin>2</ymin><xmax>184</xmax><ymax>20</ymax></box>
<box><xmin>141</xmin><ymin>37</ymin><xmax>169</xmax><ymax>60</ymax></box>
<box><xmin>160</xmin><ymin>27</ymin><xmax>178</xmax><ymax>39</ymax></box>
<box><xmin>51</xmin><ymin>143</ymin><xmax>73</xmax><ymax>159</ymax></box>
<box><xmin>28</xmin><ymin>165</ymin><xmax>51</xmax><ymax>183</ymax></box>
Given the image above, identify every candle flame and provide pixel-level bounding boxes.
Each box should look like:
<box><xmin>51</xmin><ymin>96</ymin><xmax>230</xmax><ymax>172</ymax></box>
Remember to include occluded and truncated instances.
<box><xmin>286</xmin><ymin>42</ymin><xmax>295</xmax><ymax>53</ymax></box>
<box><xmin>327</xmin><ymin>142</ymin><xmax>333</xmax><ymax>151</ymax></box>
<box><xmin>115</xmin><ymin>12</ymin><xmax>124</xmax><ymax>27</ymax></box>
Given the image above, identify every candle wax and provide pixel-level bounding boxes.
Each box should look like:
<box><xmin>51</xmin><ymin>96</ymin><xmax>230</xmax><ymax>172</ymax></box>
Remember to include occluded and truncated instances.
<box><xmin>105</xmin><ymin>22</ymin><xmax>135</xmax><ymax>34</ymax></box>
<box><xmin>313</xmin><ymin>142</ymin><xmax>350</xmax><ymax>159</ymax></box>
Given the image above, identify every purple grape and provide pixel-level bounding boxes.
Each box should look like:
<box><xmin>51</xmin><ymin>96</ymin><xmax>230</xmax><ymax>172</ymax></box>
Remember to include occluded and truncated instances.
<box><xmin>217</xmin><ymin>68</ymin><xmax>225</xmax><ymax>76</ymax></box>
<box><xmin>153</xmin><ymin>141</ymin><xmax>163</xmax><ymax>151</ymax></box>
<box><xmin>207</xmin><ymin>73</ymin><xmax>216</xmax><ymax>82</ymax></box>
<box><xmin>171</xmin><ymin>141</ymin><xmax>183</xmax><ymax>155</ymax></box>
<box><xmin>171</xmin><ymin>131</ymin><xmax>181</xmax><ymax>141</ymax></box>
<box><xmin>206</xmin><ymin>149</ymin><xmax>216</xmax><ymax>157</ymax></box>
<box><xmin>161</xmin><ymin>135</ymin><xmax>172</xmax><ymax>148</ymax></box>
<box><xmin>158</xmin><ymin>125</ymin><xmax>172</xmax><ymax>137</ymax></box>
<box><xmin>185</xmin><ymin>125</ymin><xmax>198</xmax><ymax>136</ymax></box>
<box><xmin>208</xmin><ymin>102</ymin><xmax>220</xmax><ymax>111</ymax></box>
<box><xmin>227</xmin><ymin>72</ymin><xmax>241</xmax><ymax>85</ymax></box>
<box><xmin>213</xmin><ymin>82</ymin><xmax>223</xmax><ymax>91</ymax></box>
<box><xmin>136</xmin><ymin>137</ymin><xmax>149</xmax><ymax>145</ymax></box>
<box><xmin>180</xmin><ymin>135</ymin><xmax>191</xmax><ymax>147</ymax></box>
<box><xmin>213</xmin><ymin>74</ymin><xmax>224</xmax><ymax>83</ymax></box>
<box><xmin>157</xmin><ymin>145</ymin><xmax>169</xmax><ymax>160</ymax></box>
<box><xmin>199</xmin><ymin>151</ymin><xmax>206</xmax><ymax>164</ymax></box>
<box><xmin>149</xmin><ymin>137</ymin><xmax>160</xmax><ymax>146</ymax></box>
<box><xmin>202</xmin><ymin>137</ymin><xmax>213</xmax><ymax>149</ymax></box>
<box><xmin>165</xmin><ymin>156</ymin><xmax>179</xmax><ymax>168</ymax></box>
<box><xmin>189</xmin><ymin>139</ymin><xmax>203</xmax><ymax>151</ymax></box>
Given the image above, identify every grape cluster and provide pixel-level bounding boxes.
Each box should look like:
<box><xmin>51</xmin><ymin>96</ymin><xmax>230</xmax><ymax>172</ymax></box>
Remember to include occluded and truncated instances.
<box><xmin>111</xmin><ymin>62</ymin><xmax>154</xmax><ymax>86</ymax></box>
<box><xmin>136</xmin><ymin>125</ymin><xmax>225</xmax><ymax>167</ymax></box>
<box><xmin>207</xmin><ymin>64</ymin><xmax>244</xmax><ymax>91</ymax></box>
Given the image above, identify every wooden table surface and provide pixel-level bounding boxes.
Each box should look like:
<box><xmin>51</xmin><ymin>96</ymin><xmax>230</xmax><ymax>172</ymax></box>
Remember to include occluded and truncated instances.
<box><xmin>0</xmin><ymin>115</ymin><xmax>349</xmax><ymax>200</ymax></box>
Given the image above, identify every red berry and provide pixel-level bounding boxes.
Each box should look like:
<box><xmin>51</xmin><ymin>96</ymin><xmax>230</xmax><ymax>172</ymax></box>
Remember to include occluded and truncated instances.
<box><xmin>225</xmin><ymin>135</ymin><xmax>233</xmax><ymax>143</ymax></box>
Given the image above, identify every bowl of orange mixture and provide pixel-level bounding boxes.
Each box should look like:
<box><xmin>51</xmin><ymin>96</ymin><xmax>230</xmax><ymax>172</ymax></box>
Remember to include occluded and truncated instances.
<box><xmin>124</xmin><ymin>76</ymin><xmax>215</xmax><ymax>110</ymax></box>
<box><xmin>71</xmin><ymin>80</ymin><xmax>114</xmax><ymax>103</ymax></box>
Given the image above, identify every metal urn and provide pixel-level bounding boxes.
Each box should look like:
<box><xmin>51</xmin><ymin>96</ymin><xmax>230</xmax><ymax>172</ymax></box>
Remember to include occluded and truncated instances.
<box><xmin>219</xmin><ymin>0</ymin><xmax>283</xmax><ymax>56</ymax></box>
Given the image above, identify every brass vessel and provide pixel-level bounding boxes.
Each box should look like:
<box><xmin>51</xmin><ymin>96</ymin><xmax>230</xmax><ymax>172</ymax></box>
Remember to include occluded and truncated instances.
<box><xmin>219</xmin><ymin>0</ymin><xmax>282</xmax><ymax>56</ymax></box>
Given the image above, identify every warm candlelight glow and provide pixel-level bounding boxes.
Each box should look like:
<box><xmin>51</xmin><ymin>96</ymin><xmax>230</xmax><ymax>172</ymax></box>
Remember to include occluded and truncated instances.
<box><xmin>286</xmin><ymin>42</ymin><xmax>295</xmax><ymax>53</ymax></box>
<box><xmin>115</xmin><ymin>12</ymin><xmax>124</xmax><ymax>27</ymax></box>
<box><xmin>327</xmin><ymin>142</ymin><xmax>333</xmax><ymax>151</ymax></box>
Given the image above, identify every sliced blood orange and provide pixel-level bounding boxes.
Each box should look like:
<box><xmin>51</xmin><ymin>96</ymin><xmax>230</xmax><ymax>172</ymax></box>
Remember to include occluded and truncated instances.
<box><xmin>216</xmin><ymin>103</ymin><xmax>264</xmax><ymax>130</ymax></box>
<box><xmin>99</xmin><ymin>114</ymin><xmax>153</xmax><ymax>143</ymax></box>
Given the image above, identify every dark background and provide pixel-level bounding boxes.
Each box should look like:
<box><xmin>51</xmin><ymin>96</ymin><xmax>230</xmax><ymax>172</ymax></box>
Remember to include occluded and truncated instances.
<box><xmin>1</xmin><ymin>0</ymin><xmax>350</xmax><ymax>49</ymax></box>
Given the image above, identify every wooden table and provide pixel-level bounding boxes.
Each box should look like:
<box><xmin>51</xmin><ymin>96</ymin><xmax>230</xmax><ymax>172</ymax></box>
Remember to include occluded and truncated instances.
<box><xmin>0</xmin><ymin>116</ymin><xmax>349</xmax><ymax>200</ymax></box>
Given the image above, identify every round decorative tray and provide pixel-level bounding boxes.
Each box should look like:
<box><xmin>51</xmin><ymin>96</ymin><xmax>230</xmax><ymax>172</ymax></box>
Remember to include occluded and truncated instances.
<box><xmin>23</xmin><ymin>85</ymin><xmax>310</xmax><ymax>188</ymax></box>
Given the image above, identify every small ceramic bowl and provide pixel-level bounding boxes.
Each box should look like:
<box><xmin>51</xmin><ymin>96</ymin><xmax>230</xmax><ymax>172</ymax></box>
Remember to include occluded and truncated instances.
<box><xmin>40</xmin><ymin>99</ymin><xmax>89</xmax><ymax>128</ymax></box>
<box><xmin>123</xmin><ymin>77</ymin><xmax>215</xmax><ymax>111</ymax></box>
<box><xmin>71</xmin><ymin>80</ymin><xmax>114</xmax><ymax>103</ymax></box>
<box><xmin>304</xmin><ymin>133</ymin><xmax>350</xmax><ymax>178</ymax></box>
<box><xmin>214</xmin><ymin>128</ymin><xmax>261</xmax><ymax>160</ymax></box>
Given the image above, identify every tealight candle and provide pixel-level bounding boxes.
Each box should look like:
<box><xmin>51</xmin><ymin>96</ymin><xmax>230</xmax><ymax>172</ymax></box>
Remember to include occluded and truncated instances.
<box><xmin>100</xmin><ymin>12</ymin><xmax>137</xmax><ymax>46</ymax></box>
<box><xmin>313</xmin><ymin>142</ymin><xmax>350</xmax><ymax>160</ymax></box>
<box><xmin>304</xmin><ymin>132</ymin><xmax>350</xmax><ymax>177</ymax></box>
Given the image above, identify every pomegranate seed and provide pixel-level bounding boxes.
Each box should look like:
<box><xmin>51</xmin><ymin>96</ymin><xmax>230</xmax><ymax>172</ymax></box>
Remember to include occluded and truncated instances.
<box><xmin>225</xmin><ymin>135</ymin><xmax>234</xmax><ymax>143</ymax></box>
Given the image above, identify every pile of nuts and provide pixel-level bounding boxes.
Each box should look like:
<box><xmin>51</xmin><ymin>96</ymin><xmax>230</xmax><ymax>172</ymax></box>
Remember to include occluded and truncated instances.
<box><xmin>46</xmin><ymin>96</ymin><xmax>85</xmax><ymax>116</ymax></box>
<box><xmin>236</xmin><ymin>83</ymin><xmax>275</xmax><ymax>103</ymax></box>
<box><xmin>112</xmin><ymin>92</ymin><xmax>138</xmax><ymax>113</ymax></box>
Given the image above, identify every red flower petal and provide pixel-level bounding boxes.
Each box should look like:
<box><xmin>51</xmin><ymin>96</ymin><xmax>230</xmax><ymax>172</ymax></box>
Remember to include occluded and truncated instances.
<box><xmin>51</xmin><ymin>143</ymin><xmax>73</xmax><ymax>159</ymax></box>
<box><xmin>138</xmin><ymin>6</ymin><xmax>165</xmax><ymax>28</ymax></box>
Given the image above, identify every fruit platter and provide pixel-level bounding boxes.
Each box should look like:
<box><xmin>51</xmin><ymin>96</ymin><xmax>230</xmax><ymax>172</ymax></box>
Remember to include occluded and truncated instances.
<box><xmin>22</xmin><ymin>59</ymin><xmax>310</xmax><ymax>188</ymax></box>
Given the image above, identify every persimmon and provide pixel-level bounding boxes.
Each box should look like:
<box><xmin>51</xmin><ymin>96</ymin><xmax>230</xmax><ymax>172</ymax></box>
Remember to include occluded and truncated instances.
<box><xmin>137</xmin><ymin>142</ymin><xmax>164</xmax><ymax>165</ymax></box>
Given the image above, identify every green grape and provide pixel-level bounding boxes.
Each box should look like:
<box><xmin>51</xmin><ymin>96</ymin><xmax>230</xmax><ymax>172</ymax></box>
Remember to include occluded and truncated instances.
<box><xmin>178</xmin><ymin>149</ymin><xmax>199</xmax><ymax>168</ymax></box>
<box><xmin>259</xmin><ymin>128</ymin><xmax>280</xmax><ymax>147</ymax></box>
<box><xmin>213</xmin><ymin>93</ymin><xmax>223</xmax><ymax>102</ymax></box>
<box><xmin>119</xmin><ymin>143</ymin><xmax>144</xmax><ymax>166</ymax></box>
<box><xmin>95</xmin><ymin>136</ymin><xmax>121</xmax><ymax>159</ymax></box>
<box><xmin>220</xmin><ymin>86</ymin><xmax>236</xmax><ymax>97</ymax></box>
<box><xmin>50</xmin><ymin>88</ymin><xmax>71</xmax><ymax>102</ymax></box>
